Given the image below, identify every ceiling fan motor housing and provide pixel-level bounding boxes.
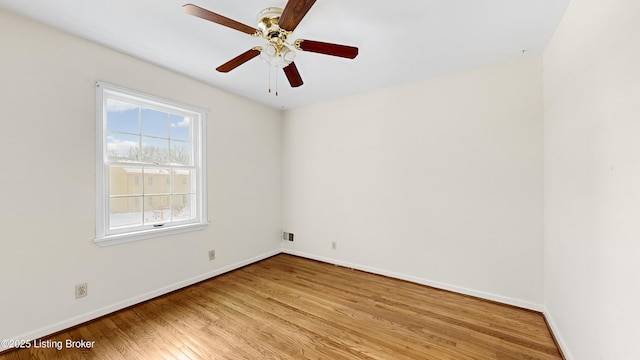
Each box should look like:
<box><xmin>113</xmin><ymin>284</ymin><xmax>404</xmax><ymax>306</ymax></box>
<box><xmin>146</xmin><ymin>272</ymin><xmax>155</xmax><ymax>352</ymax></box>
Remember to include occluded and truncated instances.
<box><xmin>257</xmin><ymin>7</ymin><xmax>296</xmax><ymax>68</ymax></box>
<box><xmin>258</xmin><ymin>8</ymin><xmax>286</xmax><ymax>40</ymax></box>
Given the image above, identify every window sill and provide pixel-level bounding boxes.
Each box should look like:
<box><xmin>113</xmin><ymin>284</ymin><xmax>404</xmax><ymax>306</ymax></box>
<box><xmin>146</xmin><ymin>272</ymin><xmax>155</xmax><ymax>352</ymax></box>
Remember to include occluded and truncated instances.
<box><xmin>94</xmin><ymin>222</ymin><xmax>209</xmax><ymax>247</ymax></box>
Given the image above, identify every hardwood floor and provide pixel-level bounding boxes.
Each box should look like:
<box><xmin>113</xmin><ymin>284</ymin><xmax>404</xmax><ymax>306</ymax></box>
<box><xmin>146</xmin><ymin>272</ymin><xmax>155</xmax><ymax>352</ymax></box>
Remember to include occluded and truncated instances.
<box><xmin>1</xmin><ymin>254</ymin><xmax>563</xmax><ymax>359</ymax></box>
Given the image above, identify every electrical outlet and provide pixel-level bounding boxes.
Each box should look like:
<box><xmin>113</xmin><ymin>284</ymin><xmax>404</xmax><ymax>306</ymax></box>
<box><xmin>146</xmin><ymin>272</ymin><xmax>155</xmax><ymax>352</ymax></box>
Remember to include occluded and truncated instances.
<box><xmin>282</xmin><ymin>232</ymin><xmax>294</xmax><ymax>241</ymax></box>
<box><xmin>332</xmin><ymin>241</ymin><xmax>337</xmax><ymax>250</ymax></box>
<box><xmin>208</xmin><ymin>250</ymin><xmax>215</xmax><ymax>261</ymax></box>
<box><xmin>75</xmin><ymin>283</ymin><xmax>87</xmax><ymax>299</ymax></box>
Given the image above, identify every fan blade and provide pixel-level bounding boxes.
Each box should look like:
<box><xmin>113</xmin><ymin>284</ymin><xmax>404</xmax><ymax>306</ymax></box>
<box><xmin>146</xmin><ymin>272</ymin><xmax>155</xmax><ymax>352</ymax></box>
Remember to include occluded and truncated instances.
<box><xmin>183</xmin><ymin>4</ymin><xmax>258</xmax><ymax>35</ymax></box>
<box><xmin>278</xmin><ymin>0</ymin><xmax>316</xmax><ymax>32</ymax></box>
<box><xmin>297</xmin><ymin>40</ymin><xmax>358</xmax><ymax>59</ymax></box>
<box><xmin>283</xmin><ymin>62</ymin><xmax>303</xmax><ymax>87</ymax></box>
<box><xmin>216</xmin><ymin>49</ymin><xmax>261</xmax><ymax>73</ymax></box>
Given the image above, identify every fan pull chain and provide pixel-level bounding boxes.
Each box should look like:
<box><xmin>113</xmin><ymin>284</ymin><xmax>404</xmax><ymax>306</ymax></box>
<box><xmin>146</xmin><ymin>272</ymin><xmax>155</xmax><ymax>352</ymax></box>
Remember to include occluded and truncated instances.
<box><xmin>266</xmin><ymin>66</ymin><xmax>279</xmax><ymax>96</ymax></box>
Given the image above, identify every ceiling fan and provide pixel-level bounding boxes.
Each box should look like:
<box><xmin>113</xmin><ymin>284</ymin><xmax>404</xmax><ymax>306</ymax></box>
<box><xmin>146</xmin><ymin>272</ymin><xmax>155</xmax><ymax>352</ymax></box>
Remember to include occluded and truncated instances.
<box><xmin>183</xmin><ymin>0</ymin><xmax>359</xmax><ymax>89</ymax></box>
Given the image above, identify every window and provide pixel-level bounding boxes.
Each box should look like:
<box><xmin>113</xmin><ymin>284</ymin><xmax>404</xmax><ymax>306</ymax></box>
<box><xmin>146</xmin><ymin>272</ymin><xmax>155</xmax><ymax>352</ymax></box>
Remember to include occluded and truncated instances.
<box><xmin>95</xmin><ymin>82</ymin><xmax>207</xmax><ymax>246</ymax></box>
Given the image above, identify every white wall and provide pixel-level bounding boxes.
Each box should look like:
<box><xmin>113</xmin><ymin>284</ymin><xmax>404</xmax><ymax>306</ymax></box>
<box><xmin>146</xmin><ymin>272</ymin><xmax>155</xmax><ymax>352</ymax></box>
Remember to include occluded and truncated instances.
<box><xmin>543</xmin><ymin>0</ymin><xmax>640</xmax><ymax>358</ymax></box>
<box><xmin>0</xmin><ymin>9</ymin><xmax>282</xmax><ymax>346</ymax></box>
<box><xmin>282</xmin><ymin>56</ymin><xmax>544</xmax><ymax>309</ymax></box>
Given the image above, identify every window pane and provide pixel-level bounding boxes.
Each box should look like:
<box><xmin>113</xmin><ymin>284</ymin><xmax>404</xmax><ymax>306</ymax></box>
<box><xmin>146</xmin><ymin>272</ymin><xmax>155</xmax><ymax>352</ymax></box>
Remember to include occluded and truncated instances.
<box><xmin>110</xmin><ymin>197</ymin><xmax>143</xmax><ymax>228</ymax></box>
<box><xmin>170</xmin><ymin>114</ymin><xmax>191</xmax><ymax>141</ymax></box>
<box><xmin>141</xmin><ymin>108</ymin><xmax>169</xmax><ymax>138</ymax></box>
<box><xmin>172</xmin><ymin>194</ymin><xmax>194</xmax><ymax>221</ymax></box>
<box><xmin>172</xmin><ymin>169</ymin><xmax>193</xmax><ymax>194</ymax></box>
<box><xmin>107</xmin><ymin>133</ymin><xmax>139</xmax><ymax>161</ymax></box>
<box><xmin>110</xmin><ymin>166</ymin><xmax>143</xmax><ymax>196</ymax></box>
<box><xmin>107</xmin><ymin>99</ymin><xmax>139</xmax><ymax>134</ymax></box>
<box><xmin>170</xmin><ymin>140</ymin><xmax>192</xmax><ymax>165</ymax></box>
<box><xmin>143</xmin><ymin>168</ymin><xmax>170</xmax><ymax>195</ymax></box>
<box><xmin>140</xmin><ymin>136</ymin><xmax>169</xmax><ymax>164</ymax></box>
<box><xmin>143</xmin><ymin>195</ymin><xmax>171</xmax><ymax>224</ymax></box>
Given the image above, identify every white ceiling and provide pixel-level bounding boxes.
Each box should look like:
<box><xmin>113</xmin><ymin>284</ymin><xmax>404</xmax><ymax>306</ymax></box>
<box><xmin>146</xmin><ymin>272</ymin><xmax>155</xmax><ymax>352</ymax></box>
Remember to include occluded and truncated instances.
<box><xmin>0</xmin><ymin>0</ymin><xmax>569</xmax><ymax>109</ymax></box>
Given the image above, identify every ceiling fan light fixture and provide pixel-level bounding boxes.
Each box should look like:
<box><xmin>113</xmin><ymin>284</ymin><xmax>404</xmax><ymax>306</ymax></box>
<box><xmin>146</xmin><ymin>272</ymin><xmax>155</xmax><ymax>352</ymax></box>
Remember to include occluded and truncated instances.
<box><xmin>282</xmin><ymin>47</ymin><xmax>296</xmax><ymax>62</ymax></box>
<box><xmin>265</xmin><ymin>43</ymin><xmax>277</xmax><ymax>57</ymax></box>
<box><xmin>260</xmin><ymin>43</ymin><xmax>295</xmax><ymax>68</ymax></box>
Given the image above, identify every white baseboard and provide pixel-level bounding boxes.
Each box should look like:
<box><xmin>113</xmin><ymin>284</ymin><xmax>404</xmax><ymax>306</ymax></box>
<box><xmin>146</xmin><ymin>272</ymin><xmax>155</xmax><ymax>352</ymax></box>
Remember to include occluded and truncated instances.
<box><xmin>2</xmin><ymin>249</ymin><xmax>281</xmax><ymax>352</ymax></box>
<box><xmin>282</xmin><ymin>249</ymin><xmax>544</xmax><ymax>312</ymax></box>
<box><xmin>543</xmin><ymin>310</ymin><xmax>573</xmax><ymax>360</ymax></box>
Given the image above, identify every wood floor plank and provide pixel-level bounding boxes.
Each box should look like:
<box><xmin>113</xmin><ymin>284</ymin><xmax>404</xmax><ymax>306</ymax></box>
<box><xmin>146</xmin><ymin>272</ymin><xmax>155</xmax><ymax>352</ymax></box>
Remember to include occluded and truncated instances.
<box><xmin>0</xmin><ymin>254</ymin><xmax>562</xmax><ymax>359</ymax></box>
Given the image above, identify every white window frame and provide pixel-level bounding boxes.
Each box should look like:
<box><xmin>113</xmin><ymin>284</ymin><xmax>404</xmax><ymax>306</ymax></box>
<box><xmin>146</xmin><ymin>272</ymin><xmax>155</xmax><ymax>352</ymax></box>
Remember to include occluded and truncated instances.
<box><xmin>95</xmin><ymin>81</ymin><xmax>208</xmax><ymax>246</ymax></box>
